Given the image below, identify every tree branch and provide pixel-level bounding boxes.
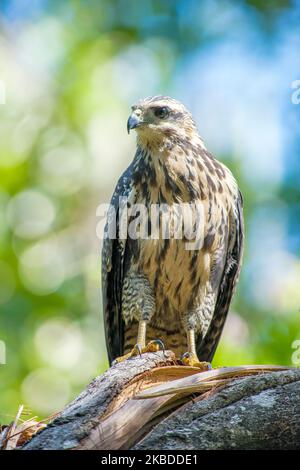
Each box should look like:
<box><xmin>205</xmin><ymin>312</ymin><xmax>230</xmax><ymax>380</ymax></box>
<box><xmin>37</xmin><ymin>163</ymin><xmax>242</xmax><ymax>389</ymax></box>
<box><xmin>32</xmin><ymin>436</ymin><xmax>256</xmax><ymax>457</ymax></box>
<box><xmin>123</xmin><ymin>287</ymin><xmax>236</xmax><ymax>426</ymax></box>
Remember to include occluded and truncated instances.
<box><xmin>8</xmin><ymin>352</ymin><xmax>299</xmax><ymax>451</ymax></box>
<box><xmin>134</xmin><ymin>368</ymin><xmax>300</xmax><ymax>450</ymax></box>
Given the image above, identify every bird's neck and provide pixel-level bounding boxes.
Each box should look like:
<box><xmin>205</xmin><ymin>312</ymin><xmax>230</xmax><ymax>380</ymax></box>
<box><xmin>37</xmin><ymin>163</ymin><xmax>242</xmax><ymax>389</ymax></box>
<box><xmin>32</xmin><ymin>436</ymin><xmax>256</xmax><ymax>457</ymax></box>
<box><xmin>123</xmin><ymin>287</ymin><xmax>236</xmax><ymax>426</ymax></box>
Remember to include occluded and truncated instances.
<box><xmin>136</xmin><ymin>127</ymin><xmax>202</xmax><ymax>154</ymax></box>
<box><xmin>132</xmin><ymin>134</ymin><xmax>206</xmax><ymax>204</ymax></box>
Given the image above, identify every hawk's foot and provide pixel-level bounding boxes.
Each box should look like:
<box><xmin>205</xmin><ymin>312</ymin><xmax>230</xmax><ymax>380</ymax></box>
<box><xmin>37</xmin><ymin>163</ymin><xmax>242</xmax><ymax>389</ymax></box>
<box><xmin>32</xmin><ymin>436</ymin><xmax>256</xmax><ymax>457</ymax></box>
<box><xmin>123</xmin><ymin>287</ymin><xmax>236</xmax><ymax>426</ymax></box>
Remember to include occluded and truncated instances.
<box><xmin>112</xmin><ymin>344</ymin><xmax>144</xmax><ymax>364</ymax></box>
<box><xmin>180</xmin><ymin>352</ymin><xmax>211</xmax><ymax>370</ymax></box>
<box><xmin>144</xmin><ymin>339</ymin><xmax>165</xmax><ymax>353</ymax></box>
<box><xmin>112</xmin><ymin>339</ymin><xmax>165</xmax><ymax>365</ymax></box>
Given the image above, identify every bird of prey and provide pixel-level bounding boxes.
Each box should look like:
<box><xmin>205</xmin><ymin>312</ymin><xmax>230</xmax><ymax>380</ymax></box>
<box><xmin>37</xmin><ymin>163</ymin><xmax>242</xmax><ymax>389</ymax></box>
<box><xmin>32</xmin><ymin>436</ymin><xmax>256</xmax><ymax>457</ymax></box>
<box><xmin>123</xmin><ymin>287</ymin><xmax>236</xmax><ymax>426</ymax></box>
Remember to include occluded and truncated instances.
<box><xmin>102</xmin><ymin>96</ymin><xmax>244</xmax><ymax>368</ymax></box>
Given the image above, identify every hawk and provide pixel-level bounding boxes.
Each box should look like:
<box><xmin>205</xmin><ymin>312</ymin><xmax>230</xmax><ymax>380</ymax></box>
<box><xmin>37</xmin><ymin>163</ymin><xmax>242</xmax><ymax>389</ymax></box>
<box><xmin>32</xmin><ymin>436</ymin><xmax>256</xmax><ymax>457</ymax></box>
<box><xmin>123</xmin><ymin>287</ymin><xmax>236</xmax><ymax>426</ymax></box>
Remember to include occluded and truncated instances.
<box><xmin>102</xmin><ymin>96</ymin><xmax>244</xmax><ymax>368</ymax></box>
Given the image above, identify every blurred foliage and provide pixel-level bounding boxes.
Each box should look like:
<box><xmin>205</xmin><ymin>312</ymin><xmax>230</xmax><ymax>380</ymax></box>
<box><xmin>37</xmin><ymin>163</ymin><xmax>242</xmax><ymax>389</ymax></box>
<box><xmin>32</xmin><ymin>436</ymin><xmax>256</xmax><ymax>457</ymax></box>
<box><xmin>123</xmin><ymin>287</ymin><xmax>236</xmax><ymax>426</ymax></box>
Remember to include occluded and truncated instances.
<box><xmin>0</xmin><ymin>0</ymin><xmax>299</xmax><ymax>421</ymax></box>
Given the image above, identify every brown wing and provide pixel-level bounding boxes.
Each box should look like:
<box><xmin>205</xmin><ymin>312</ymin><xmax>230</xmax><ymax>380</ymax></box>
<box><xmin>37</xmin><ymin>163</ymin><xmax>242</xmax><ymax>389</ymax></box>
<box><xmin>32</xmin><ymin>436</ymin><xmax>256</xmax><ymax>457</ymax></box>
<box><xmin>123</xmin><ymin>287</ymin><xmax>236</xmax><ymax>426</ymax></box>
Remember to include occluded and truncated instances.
<box><xmin>197</xmin><ymin>190</ymin><xmax>244</xmax><ymax>362</ymax></box>
<box><xmin>101</xmin><ymin>164</ymin><xmax>133</xmax><ymax>364</ymax></box>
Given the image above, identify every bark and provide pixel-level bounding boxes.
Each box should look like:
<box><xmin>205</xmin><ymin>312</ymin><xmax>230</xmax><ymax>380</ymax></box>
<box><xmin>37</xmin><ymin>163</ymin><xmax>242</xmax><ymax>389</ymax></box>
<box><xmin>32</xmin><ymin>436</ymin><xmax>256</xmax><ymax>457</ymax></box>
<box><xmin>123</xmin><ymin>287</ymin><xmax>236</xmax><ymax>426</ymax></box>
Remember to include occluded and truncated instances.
<box><xmin>134</xmin><ymin>369</ymin><xmax>300</xmax><ymax>450</ymax></box>
<box><xmin>17</xmin><ymin>351</ymin><xmax>300</xmax><ymax>451</ymax></box>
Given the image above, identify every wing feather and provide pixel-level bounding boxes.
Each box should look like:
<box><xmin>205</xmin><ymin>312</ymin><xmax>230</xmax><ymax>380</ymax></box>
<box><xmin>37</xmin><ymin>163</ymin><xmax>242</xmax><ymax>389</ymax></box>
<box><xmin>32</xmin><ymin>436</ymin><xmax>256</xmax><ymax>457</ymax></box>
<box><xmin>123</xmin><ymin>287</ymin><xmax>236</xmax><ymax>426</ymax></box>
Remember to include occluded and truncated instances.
<box><xmin>101</xmin><ymin>164</ymin><xmax>133</xmax><ymax>364</ymax></box>
<box><xmin>197</xmin><ymin>190</ymin><xmax>244</xmax><ymax>362</ymax></box>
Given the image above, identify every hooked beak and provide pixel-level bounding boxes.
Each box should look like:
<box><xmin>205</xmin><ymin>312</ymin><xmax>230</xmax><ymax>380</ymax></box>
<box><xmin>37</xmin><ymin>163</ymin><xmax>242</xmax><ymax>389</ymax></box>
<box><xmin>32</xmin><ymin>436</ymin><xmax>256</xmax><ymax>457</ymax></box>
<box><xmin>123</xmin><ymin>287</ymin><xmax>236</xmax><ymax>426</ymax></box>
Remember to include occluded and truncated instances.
<box><xmin>127</xmin><ymin>113</ymin><xmax>141</xmax><ymax>134</ymax></box>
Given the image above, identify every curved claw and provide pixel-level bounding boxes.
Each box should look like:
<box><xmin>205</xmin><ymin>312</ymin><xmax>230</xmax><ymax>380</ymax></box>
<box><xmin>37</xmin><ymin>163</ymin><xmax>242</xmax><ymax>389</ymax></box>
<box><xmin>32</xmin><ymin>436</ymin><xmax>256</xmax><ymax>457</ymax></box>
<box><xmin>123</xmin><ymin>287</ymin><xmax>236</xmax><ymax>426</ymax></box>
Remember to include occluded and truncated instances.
<box><xmin>112</xmin><ymin>339</ymin><xmax>166</xmax><ymax>365</ymax></box>
<box><xmin>112</xmin><ymin>343</ymin><xmax>143</xmax><ymax>364</ymax></box>
<box><xmin>179</xmin><ymin>352</ymin><xmax>191</xmax><ymax>363</ymax></box>
<box><xmin>179</xmin><ymin>352</ymin><xmax>211</xmax><ymax>370</ymax></box>
<box><xmin>147</xmin><ymin>339</ymin><xmax>165</xmax><ymax>353</ymax></box>
<box><xmin>133</xmin><ymin>343</ymin><xmax>143</xmax><ymax>357</ymax></box>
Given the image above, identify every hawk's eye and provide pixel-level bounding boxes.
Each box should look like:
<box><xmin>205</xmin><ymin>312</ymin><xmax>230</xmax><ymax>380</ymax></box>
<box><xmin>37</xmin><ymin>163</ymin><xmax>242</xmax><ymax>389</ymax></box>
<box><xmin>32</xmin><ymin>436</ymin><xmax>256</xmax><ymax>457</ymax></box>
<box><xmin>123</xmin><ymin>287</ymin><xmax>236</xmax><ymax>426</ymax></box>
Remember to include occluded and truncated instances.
<box><xmin>154</xmin><ymin>107</ymin><xmax>169</xmax><ymax>119</ymax></box>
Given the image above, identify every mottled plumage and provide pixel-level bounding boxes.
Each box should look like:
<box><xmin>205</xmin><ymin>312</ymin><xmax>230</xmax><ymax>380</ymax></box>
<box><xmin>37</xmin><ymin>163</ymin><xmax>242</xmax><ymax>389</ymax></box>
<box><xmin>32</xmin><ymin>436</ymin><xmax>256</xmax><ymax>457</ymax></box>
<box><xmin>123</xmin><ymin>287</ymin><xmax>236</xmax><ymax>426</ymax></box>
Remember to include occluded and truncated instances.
<box><xmin>102</xmin><ymin>96</ymin><xmax>244</xmax><ymax>366</ymax></box>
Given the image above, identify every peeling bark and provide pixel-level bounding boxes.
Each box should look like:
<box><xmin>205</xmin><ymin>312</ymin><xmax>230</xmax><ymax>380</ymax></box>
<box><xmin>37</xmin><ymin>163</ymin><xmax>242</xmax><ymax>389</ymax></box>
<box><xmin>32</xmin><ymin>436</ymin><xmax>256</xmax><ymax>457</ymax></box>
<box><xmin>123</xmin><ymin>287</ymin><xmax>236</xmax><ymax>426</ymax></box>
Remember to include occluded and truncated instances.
<box><xmin>23</xmin><ymin>351</ymin><xmax>177</xmax><ymax>450</ymax></box>
<box><xmin>134</xmin><ymin>369</ymin><xmax>300</xmax><ymax>450</ymax></box>
<box><xmin>20</xmin><ymin>352</ymin><xmax>300</xmax><ymax>451</ymax></box>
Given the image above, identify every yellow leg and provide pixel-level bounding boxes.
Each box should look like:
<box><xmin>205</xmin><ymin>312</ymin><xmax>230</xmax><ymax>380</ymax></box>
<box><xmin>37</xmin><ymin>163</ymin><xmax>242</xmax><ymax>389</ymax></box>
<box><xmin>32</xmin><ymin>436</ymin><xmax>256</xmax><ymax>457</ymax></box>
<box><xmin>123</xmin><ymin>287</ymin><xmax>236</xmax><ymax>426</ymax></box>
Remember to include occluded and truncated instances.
<box><xmin>113</xmin><ymin>320</ymin><xmax>164</xmax><ymax>364</ymax></box>
<box><xmin>136</xmin><ymin>320</ymin><xmax>147</xmax><ymax>349</ymax></box>
<box><xmin>188</xmin><ymin>328</ymin><xmax>197</xmax><ymax>357</ymax></box>
<box><xmin>180</xmin><ymin>329</ymin><xmax>211</xmax><ymax>370</ymax></box>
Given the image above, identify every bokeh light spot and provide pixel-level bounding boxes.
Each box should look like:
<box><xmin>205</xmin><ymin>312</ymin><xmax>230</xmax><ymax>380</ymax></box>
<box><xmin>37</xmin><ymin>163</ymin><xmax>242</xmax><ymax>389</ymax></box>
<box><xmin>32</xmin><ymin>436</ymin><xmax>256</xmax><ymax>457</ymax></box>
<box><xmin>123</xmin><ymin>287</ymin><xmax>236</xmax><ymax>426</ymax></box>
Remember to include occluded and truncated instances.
<box><xmin>7</xmin><ymin>189</ymin><xmax>56</xmax><ymax>239</ymax></box>
<box><xmin>0</xmin><ymin>260</ymin><xmax>16</xmax><ymax>304</ymax></box>
<box><xmin>39</xmin><ymin>145</ymin><xmax>86</xmax><ymax>195</ymax></box>
<box><xmin>19</xmin><ymin>241</ymin><xmax>65</xmax><ymax>295</ymax></box>
<box><xmin>21</xmin><ymin>368</ymin><xmax>70</xmax><ymax>415</ymax></box>
<box><xmin>35</xmin><ymin>318</ymin><xmax>83</xmax><ymax>370</ymax></box>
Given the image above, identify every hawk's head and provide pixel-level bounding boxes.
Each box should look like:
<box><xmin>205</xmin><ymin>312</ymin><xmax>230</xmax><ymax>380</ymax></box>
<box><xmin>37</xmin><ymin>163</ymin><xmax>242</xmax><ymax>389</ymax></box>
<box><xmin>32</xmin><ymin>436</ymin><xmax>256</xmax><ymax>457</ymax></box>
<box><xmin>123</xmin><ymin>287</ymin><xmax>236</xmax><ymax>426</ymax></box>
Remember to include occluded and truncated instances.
<box><xmin>127</xmin><ymin>96</ymin><xmax>197</xmax><ymax>144</ymax></box>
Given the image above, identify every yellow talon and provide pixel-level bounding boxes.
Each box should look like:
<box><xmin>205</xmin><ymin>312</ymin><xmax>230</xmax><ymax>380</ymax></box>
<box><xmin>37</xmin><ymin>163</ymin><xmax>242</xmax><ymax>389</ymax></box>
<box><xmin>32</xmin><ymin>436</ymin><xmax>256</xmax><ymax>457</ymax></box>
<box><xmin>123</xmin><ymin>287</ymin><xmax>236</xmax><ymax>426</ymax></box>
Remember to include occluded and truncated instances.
<box><xmin>112</xmin><ymin>344</ymin><xmax>142</xmax><ymax>364</ymax></box>
<box><xmin>144</xmin><ymin>339</ymin><xmax>165</xmax><ymax>353</ymax></box>
<box><xmin>112</xmin><ymin>339</ymin><xmax>165</xmax><ymax>364</ymax></box>
<box><xmin>180</xmin><ymin>352</ymin><xmax>211</xmax><ymax>370</ymax></box>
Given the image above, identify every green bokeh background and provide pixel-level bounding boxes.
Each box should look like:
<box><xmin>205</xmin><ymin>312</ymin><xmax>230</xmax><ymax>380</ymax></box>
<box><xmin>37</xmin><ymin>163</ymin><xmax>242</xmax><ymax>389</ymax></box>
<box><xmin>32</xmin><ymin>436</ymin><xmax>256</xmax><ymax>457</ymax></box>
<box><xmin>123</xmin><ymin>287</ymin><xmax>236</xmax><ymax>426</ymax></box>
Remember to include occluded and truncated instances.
<box><xmin>0</xmin><ymin>0</ymin><xmax>299</xmax><ymax>421</ymax></box>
